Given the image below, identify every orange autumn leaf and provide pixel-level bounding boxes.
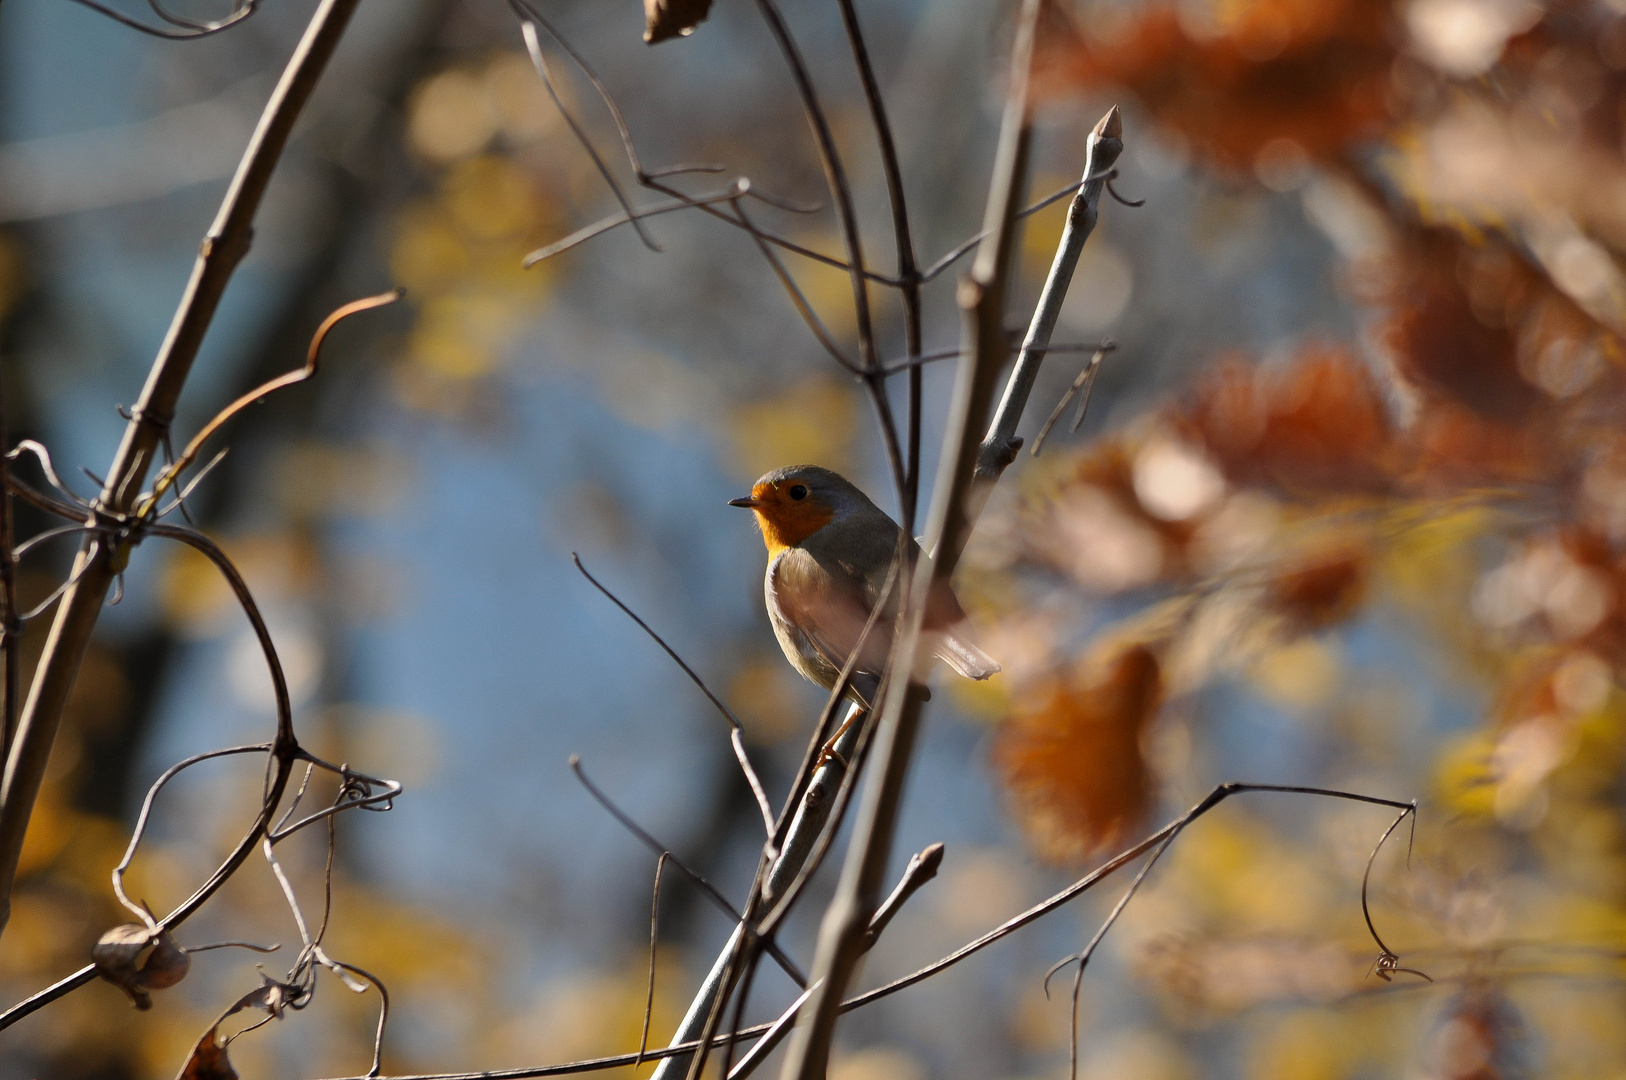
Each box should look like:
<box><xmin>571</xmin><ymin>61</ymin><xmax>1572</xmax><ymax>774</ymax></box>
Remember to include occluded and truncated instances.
<box><xmin>1267</xmin><ymin>544</ymin><xmax>1369</xmax><ymax>630</ymax></box>
<box><xmin>995</xmin><ymin>644</ymin><xmax>1163</xmax><ymax>862</ymax></box>
<box><xmin>1177</xmin><ymin>348</ymin><xmax>1396</xmax><ymax>495</ymax></box>
<box><xmin>1041</xmin><ymin>0</ymin><xmax>1393</xmax><ymax>168</ymax></box>
<box><xmin>1379</xmin><ymin>235</ymin><xmax>1537</xmax><ymax>423</ymax></box>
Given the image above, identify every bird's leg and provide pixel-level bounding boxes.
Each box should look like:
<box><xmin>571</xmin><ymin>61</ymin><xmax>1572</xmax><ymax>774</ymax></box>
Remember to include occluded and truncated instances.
<box><xmin>814</xmin><ymin>707</ymin><xmax>864</xmax><ymax>771</ymax></box>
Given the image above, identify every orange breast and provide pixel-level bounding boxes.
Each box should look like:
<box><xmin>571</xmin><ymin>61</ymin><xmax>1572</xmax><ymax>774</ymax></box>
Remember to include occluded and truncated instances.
<box><xmin>754</xmin><ymin>500</ymin><xmax>836</xmax><ymax>559</ymax></box>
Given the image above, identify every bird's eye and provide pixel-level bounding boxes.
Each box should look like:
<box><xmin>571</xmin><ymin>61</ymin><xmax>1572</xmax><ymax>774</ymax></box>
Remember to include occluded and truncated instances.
<box><xmin>788</xmin><ymin>484</ymin><xmax>809</xmax><ymax>501</ymax></box>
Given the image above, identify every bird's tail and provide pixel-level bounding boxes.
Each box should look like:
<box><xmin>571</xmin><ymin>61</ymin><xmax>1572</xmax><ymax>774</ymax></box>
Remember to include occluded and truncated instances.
<box><xmin>933</xmin><ymin>632</ymin><xmax>1001</xmax><ymax>680</ymax></box>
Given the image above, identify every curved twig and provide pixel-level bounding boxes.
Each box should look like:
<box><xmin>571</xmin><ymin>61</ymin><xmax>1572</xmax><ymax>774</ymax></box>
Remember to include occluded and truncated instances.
<box><xmin>146</xmin><ymin>290</ymin><xmax>401</xmax><ymax>514</ymax></box>
<box><xmin>7</xmin><ymin>440</ymin><xmax>93</xmax><ymax>510</ymax></box>
<box><xmin>569</xmin><ymin>758</ymin><xmax>806</xmax><ymax>988</ymax></box>
<box><xmin>112</xmin><ymin>743</ymin><xmax>275</xmax><ymax>926</ymax></box>
<box><xmin>516</xmin><ymin>20</ymin><xmax>658</xmax><ymax>253</ymax></box>
<box><xmin>1364</xmin><ymin>803</ymin><xmax>1430</xmax><ymax>982</ymax></box>
<box><xmin>571</xmin><ymin>554</ymin><xmax>774</xmax><ymax>836</ymax></box>
<box><xmin>67</xmin><ymin>0</ymin><xmax>258</xmax><ymax>39</ymax></box>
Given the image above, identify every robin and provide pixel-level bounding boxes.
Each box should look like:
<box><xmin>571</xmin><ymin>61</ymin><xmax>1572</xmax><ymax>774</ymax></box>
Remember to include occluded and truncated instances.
<box><xmin>729</xmin><ymin>465</ymin><xmax>1000</xmax><ymax>717</ymax></box>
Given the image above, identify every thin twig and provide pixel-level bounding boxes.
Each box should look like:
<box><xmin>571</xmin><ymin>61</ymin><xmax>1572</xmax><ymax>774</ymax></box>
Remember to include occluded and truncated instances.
<box><xmin>68</xmin><ymin>0</ymin><xmax>258</xmax><ymax>39</ymax></box>
<box><xmin>571</xmin><ymin>555</ymin><xmax>774</xmax><ymax>837</ymax></box>
<box><xmin>112</xmin><ymin>743</ymin><xmax>275</xmax><ymax>926</ymax></box>
<box><xmin>569</xmin><ymin>757</ymin><xmax>806</xmax><ymax>987</ymax></box>
<box><xmin>143</xmin><ymin>290</ymin><xmax>402</xmax><ymax>515</ymax></box>
<box><xmin>1030</xmin><ymin>344</ymin><xmax>1113</xmax><ymax>456</ymax></box>
<box><xmin>637</xmin><ymin>852</ymin><xmax>670</xmax><ymax>1069</ymax></box>
<box><xmin>525</xmin><ymin>189</ymin><xmax>742</xmax><ymax>266</ymax></box>
<box><xmin>517</xmin><ymin>20</ymin><xmax>658</xmax><ymax>252</ymax></box>
<box><xmin>8</xmin><ymin>440</ymin><xmax>92</xmax><ymax>509</ymax></box>
<box><xmin>833</xmin><ymin>0</ymin><xmax>923</xmax><ymax>530</ymax></box>
<box><xmin>1364</xmin><ymin>804</ymin><xmax>1431</xmax><ymax>983</ymax></box>
<box><xmin>0</xmin><ymin>376</ymin><xmax>17</xmax><ymax>762</ymax></box>
<box><xmin>918</xmin><ymin>176</ymin><xmax>1113</xmax><ymax>283</ymax></box>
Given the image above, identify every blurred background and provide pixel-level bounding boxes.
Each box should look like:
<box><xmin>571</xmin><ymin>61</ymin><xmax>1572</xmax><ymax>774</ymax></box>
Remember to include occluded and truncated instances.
<box><xmin>1</xmin><ymin>0</ymin><xmax>1624</xmax><ymax>1076</ymax></box>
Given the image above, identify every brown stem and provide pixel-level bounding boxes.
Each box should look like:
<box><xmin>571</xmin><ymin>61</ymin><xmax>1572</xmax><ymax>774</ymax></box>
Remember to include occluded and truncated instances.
<box><xmin>0</xmin><ymin>0</ymin><xmax>364</xmax><ymax>940</ymax></box>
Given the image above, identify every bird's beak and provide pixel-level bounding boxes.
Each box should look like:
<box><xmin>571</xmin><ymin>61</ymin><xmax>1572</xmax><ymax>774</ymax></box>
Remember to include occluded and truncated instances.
<box><xmin>728</xmin><ymin>496</ymin><xmax>762</xmax><ymax>508</ymax></box>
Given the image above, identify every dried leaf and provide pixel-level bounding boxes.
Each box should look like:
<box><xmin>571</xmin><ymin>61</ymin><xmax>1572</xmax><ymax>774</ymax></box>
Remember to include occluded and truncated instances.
<box><xmin>173</xmin><ymin>980</ymin><xmax>297</xmax><ymax>1080</ymax></box>
<box><xmin>995</xmin><ymin>643</ymin><xmax>1162</xmax><ymax>861</ymax></box>
<box><xmin>1266</xmin><ymin>544</ymin><xmax>1367</xmax><ymax>630</ymax></box>
<box><xmin>177</xmin><ymin>1025</ymin><xmax>237</xmax><ymax>1080</ymax></box>
<box><xmin>1381</xmin><ymin>235</ymin><xmax>1536</xmax><ymax>422</ymax></box>
<box><xmin>643</xmin><ymin>0</ymin><xmax>712</xmax><ymax>44</ymax></box>
<box><xmin>1047</xmin><ymin>0</ymin><xmax>1393</xmax><ymax>169</ymax></box>
<box><xmin>91</xmin><ymin>923</ymin><xmax>190</xmax><ymax>1010</ymax></box>
<box><xmin>1178</xmin><ymin>348</ymin><xmax>1396</xmax><ymax>496</ymax></box>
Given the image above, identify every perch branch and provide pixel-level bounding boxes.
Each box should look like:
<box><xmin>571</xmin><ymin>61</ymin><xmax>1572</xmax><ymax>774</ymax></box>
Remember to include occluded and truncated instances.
<box><xmin>775</xmin><ymin>0</ymin><xmax>1040</xmax><ymax>1074</ymax></box>
<box><xmin>647</xmin><ymin>559</ymin><xmax>902</xmax><ymax>1080</ymax></box>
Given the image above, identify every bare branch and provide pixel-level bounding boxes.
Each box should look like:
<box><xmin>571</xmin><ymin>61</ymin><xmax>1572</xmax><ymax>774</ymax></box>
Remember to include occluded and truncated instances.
<box><xmin>860</xmin><ymin>841</ymin><xmax>942</xmax><ymax>950</ymax></box>
<box><xmin>972</xmin><ymin>108</ymin><xmax>1125</xmax><ymax>499</ymax></box>
<box><xmin>525</xmin><ymin>189</ymin><xmax>744</xmax><ymax>266</ymax></box>
<box><xmin>832</xmin><ymin>0</ymin><xmax>924</xmax><ymax>526</ymax></box>
<box><xmin>112</xmin><ymin>743</ymin><xmax>274</xmax><ymax>926</ymax></box>
<box><xmin>637</xmin><ymin>852</ymin><xmax>670</xmax><ymax>1069</ymax></box>
<box><xmin>0</xmin><ymin>378</ymin><xmax>17</xmax><ymax>762</ymax></box>
<box><xmin>146</xmin><ymin>290</ymin><xmax>401</xmax><ymax>513</ymax></box>
<box><xmin>0</xmin><ymin>0</ymin><xmax>364</xmax><ymax>941</ymax></box>
<box><xmin>918</xmin><ymin>177</ymin><xmax>1115</xmax><ymax>284</ymax></box>
<box><xmin>1030</xmin><ymin>343</ymin><xmax>1113</xmax><ymax>456</ymax></box>
<box><xmin>517</xmin><ymin>19</ymin><xmax>660</xmax><ymax>253</ymax></box>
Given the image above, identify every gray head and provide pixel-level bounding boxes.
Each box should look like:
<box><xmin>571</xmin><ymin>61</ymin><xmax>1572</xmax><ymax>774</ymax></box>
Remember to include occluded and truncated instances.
<box><xmin>726</xmin><ymin>464</ymin><xmax>880</xmax><ymax>518</ymax></box>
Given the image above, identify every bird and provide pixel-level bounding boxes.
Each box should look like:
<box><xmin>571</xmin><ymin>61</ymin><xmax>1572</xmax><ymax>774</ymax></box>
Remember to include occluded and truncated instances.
<box><xmin>729</xmin><ymin>464</ymin><xmax>1000</xmax><ymax>718</ymax></box>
